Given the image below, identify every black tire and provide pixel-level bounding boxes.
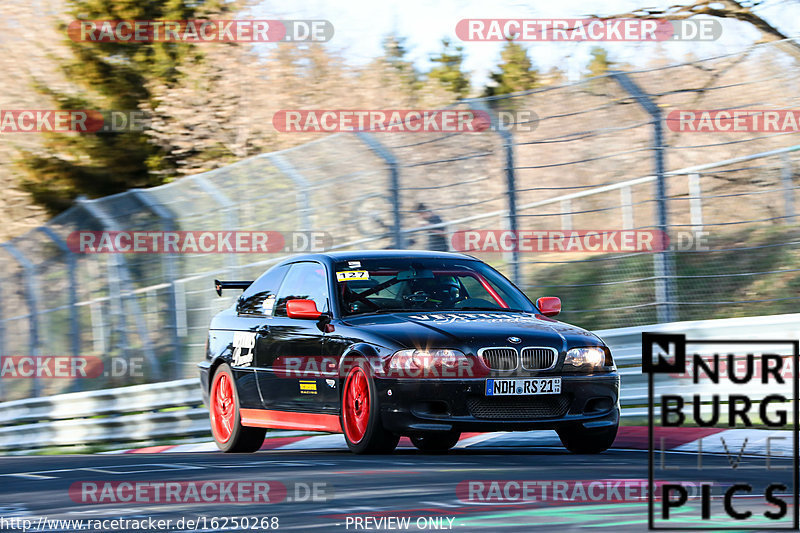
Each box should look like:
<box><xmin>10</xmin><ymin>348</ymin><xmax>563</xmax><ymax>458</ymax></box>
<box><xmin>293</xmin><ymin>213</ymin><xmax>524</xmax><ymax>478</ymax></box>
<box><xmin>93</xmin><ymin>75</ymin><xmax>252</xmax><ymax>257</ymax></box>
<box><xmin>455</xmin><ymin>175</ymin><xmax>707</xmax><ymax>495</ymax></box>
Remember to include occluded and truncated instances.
<box><xmin>557</xmin><ymin>419</ymin><xmax>618</xmax><ymax>454</ymax></box>
<box><xmin>209</xmin><ymin>363</ymin><xmax>266</xmax><ymax>453</ymax></box>
<box><xmin>410</xmin><ymin>432</ymin><xmax>461</xmax><ymax>453</ymax></box>
<box><xmin>341</xmin><ymin>359</ymin><xmax>399</xmax><ymax>454</ymax></box>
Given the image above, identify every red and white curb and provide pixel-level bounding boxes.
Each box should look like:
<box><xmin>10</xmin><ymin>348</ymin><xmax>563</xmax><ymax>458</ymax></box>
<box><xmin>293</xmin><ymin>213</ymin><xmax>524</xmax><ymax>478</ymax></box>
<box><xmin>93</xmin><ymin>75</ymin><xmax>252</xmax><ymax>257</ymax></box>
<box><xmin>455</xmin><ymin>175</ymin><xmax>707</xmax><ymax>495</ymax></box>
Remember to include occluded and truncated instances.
<box><xmin>108</xmin><ymin>427</ymin><xmax>792</xmax><ymax>456</ymax></box>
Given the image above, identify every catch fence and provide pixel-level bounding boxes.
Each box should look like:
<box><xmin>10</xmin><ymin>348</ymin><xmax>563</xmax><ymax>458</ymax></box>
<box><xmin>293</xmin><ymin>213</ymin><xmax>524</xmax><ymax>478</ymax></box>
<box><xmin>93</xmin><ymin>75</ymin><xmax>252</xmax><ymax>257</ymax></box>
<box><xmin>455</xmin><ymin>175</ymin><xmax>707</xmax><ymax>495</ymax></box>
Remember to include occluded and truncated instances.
<box><xmin>1</xmin><ymin>39</ymin><xmax>798</xmax><ymax>399</ymax></box>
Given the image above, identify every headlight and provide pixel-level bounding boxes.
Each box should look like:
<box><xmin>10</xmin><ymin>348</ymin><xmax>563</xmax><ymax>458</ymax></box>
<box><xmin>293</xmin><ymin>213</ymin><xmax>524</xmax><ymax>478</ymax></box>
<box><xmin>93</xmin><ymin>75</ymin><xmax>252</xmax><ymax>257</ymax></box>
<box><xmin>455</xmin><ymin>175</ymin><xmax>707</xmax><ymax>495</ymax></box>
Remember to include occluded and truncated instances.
<box><xmin>563</xmin><ymin>346</ymin><xmax>613</xmax><ymax>371</ymax></box>
<box><xmin>389</xmin><ymin>349</ymin><xmax>465</xmax><ymax>370</ymax></box>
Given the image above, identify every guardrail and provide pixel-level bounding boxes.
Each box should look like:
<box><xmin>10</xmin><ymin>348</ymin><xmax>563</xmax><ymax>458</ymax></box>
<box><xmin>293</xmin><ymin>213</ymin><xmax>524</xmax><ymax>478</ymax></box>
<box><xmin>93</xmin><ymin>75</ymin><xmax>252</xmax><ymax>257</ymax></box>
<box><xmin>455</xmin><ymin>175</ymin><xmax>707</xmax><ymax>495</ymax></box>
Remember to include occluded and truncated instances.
<box><xmin>0</xmin><ymin>379</ymin><xmax>206</xmax><ymax>451</ymax></box>
<box><xmin>0</xmin><ymin>313</ymin><xmax>797</xmax><ymax>451</ymax></box>
<box><xmin>601</xmin><ymin>313</ymin><xmax>800</xmax><ymax>418</ymax></box>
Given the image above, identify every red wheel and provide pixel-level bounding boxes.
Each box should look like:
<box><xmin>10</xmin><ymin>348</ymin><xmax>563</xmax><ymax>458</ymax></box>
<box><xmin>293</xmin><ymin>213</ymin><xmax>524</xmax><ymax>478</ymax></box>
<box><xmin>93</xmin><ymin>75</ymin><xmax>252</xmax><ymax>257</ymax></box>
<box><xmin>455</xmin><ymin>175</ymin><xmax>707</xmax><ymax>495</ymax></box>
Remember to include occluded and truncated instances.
<box><xmin>211</xmin><ymin>371</ymin><xmax>235</xmax><ymax>443</ymax></box>
<box><xmin>343</xmin><ymin>366</ymin><xmax>370</xmax><ymax>444</ymax></box>
<box><xmin>340</xmin><ymin>359</ymin><xmax>399</xmax><ymax>454</ymax></box>
<box><xmin>208</xmin><ymin>363</ymin><xmax>266</xmax><ymax>453</ymax></box>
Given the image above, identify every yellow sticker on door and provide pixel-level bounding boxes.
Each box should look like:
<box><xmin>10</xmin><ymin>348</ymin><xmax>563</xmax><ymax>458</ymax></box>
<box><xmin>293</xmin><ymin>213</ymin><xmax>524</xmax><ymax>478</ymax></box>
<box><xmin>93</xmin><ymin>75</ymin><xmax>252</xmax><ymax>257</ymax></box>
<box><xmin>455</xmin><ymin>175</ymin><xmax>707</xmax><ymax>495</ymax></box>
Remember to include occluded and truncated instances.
<box><xmin>336</xmin><ymin>270</ymin><xmax>369</xmax><ymax>281</ymax></box>
<box><xmin>299</xmin><ymin>380</ymin><xmax>318</xmax><ymax>394</ymax></box>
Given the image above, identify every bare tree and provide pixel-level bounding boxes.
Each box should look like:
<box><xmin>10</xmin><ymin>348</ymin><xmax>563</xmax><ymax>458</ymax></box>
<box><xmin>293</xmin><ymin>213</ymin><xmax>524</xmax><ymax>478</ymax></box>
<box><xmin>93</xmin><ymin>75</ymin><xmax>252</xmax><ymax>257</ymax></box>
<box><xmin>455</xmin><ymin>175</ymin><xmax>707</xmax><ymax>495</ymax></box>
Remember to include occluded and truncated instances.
<box><xmin>597</xmin><ymin>0</ymin><xmax>800</xmax><ymax>56</ymax></box>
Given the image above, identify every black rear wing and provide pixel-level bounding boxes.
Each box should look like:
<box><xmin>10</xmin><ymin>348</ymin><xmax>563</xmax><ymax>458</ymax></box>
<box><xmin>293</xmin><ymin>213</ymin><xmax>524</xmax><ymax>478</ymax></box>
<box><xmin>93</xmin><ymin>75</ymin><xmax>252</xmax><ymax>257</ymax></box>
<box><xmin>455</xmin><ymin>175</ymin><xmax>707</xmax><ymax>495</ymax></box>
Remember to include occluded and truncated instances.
<box><xmin>214</xmin><ymin>279</ymin><xmax>253</xmax><ymax>297</ymax></box>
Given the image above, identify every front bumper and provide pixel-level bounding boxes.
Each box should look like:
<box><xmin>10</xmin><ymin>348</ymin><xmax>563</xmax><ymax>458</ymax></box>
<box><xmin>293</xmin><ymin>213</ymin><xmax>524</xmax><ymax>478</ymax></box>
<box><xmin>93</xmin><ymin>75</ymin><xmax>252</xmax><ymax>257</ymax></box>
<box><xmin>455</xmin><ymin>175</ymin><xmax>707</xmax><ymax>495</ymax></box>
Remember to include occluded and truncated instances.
<box><xmin>375</xmin><ymin>373</ymin><xmax>620</xmax><ymax>434</ymax></box>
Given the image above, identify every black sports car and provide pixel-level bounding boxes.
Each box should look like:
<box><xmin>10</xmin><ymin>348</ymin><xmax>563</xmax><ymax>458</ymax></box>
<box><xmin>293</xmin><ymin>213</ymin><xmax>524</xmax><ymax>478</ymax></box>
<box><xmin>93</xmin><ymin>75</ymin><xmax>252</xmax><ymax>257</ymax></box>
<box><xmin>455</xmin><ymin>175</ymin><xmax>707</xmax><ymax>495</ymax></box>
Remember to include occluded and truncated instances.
<box><xmin>199</xmin><ymin>250</ymin><xmax>619</xmax><ymax>454</ymax></box>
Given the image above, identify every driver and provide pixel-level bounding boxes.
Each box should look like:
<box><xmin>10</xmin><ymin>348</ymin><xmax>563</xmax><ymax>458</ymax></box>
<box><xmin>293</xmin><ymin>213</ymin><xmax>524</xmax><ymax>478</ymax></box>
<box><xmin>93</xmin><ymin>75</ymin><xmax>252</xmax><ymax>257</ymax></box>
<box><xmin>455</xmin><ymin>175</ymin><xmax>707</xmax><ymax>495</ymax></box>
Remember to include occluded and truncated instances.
<box><xmin>406</xmin><ymin>276</ymin><xmax>461</xmax><ymax>308</ymax></box>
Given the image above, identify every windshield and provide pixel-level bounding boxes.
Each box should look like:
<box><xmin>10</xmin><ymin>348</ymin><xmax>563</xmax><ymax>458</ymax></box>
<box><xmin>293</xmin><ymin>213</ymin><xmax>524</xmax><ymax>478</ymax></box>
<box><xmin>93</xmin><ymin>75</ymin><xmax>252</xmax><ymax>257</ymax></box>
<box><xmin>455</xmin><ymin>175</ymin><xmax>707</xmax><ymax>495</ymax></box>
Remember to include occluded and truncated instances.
<box><xmin>334</xmin><ymin>258</ymin><xmax>535</xmax><ymax>316</ymax></box>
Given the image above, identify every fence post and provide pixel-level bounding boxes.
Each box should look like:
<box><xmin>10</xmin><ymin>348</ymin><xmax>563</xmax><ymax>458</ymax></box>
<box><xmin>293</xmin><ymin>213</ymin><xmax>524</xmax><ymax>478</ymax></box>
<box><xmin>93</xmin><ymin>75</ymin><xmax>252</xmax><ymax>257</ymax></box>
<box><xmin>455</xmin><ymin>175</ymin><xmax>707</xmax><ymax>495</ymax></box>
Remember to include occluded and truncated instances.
<box><xmin>192</xmin><ymin>176</ymin><xmax>240</xmax><ymax>275</ymax></box>
<box><xmin>174</xmin><ymin>279</ymin><xmax>188</xmax><ymax>339</ymax></box>
<box><xmin>688</xmin><ymin>173</ymin><xmax>704</xmax><ymax>232</ymax></box>
<box><xmin>356</xmin><ymin>131</ymin><xmax>403</xmax><ymax>248</ymax></box>
<box><xmin>77</xmin><ymin>197</ymin><xmax>162</xmax><ymax>381</ymax></box>
<box><xmin>267</xmin><ymin>153</ymin><xmax>314</xmax><ymax>231</ymax></box>
<box><xmin>611</xmin><ymin>71</ymin><xmax>676</xmax><ymax>323</ymax></box>
<box><xmin>620</xmin><ymin>186</ymin><xmax>634</xmax><ymax>230</ymax></box>
<box><xmin>1</xmin><ymin>243</ymin><xmax>42</xmax><ymax>397</ymax></box>
<box><xmin>85</xmin><ymin>260</ymin><xmax>106</xmax><ymax>355</ymax></box>
<box><xmin>560</xmin><ymin>199</ymin><xmax>573</xmax><ymax>231</ymax></box>
<box><xmin>131</xmin><ymin>190</ymin><xmax>182</xmax><ymax>380</ymax></box>
<box><xmin>501</xmin><ymin>115</ymin><xmax>521</xmax><ymax>285</ymax></box>
<box><xmin>472</xmin><ymin>100</ymin><xmax>521</xmax><ymax>286</ymax></box>
<box><xmin>501</xmin><ymin>121</ymin><xmax>521</xmax><ymax>286</ymax></box>
<box><xmin>782</xmin><ymin>154</ymin><xmax>795</xmax><ymax>224</ymax></box>
<box><xmin>38</xmin><ymin>226</ymin><xmax>82</xmax><ymax>391</ymax></box>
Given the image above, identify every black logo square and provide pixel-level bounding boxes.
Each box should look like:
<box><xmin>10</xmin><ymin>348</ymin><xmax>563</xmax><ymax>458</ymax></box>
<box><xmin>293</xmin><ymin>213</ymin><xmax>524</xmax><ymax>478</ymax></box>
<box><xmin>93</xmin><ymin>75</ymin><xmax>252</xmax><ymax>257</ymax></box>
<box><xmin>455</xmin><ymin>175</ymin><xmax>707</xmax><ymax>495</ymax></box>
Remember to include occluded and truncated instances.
<box><xmin>643</xmin><ymin>332</ymin><xmax>686</xmax><ymax>374</ymax></box>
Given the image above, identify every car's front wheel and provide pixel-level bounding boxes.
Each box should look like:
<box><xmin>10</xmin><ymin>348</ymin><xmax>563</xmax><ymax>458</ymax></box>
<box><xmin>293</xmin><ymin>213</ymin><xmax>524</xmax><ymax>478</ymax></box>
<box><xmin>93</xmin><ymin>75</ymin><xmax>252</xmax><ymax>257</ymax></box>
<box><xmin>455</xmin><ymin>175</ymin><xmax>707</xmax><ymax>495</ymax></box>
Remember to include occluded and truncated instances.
<box><xmin>341</xmin><ymin>360</ymin><xmax>399</xmax><ymax>454</ymax></box>
<box><xmin>210</xmin><ymin>363</ymin><xmax>266</xmax><ymax>453</ymax></box>
<box><xmin>410</xmin><ymin>432</ymin><xmax>461</xmax><ymax>453</ymax></box>
<box><xmin>557</xmin><ymin>419</ymin><xmax>618</xmax><ymax>454</ymax></box>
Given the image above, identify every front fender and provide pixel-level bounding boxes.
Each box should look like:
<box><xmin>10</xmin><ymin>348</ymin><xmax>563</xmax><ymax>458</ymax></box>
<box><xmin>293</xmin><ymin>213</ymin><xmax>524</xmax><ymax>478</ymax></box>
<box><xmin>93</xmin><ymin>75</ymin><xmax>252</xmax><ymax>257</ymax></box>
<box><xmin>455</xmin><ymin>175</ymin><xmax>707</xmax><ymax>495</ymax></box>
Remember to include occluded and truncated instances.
<box><xmin>338</xmin><ymin>342</ymin><xmax>390</xmax><ymax>377</ymax></box>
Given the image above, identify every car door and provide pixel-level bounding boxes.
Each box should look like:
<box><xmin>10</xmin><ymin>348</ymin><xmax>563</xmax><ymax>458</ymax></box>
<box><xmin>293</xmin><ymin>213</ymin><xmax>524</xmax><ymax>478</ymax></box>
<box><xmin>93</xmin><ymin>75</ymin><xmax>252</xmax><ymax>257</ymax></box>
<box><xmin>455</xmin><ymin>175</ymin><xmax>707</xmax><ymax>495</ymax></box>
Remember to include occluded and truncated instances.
<box><xmin>232</xmin><ymin>264</ymin><xmax>288</xmax><ymax>407</ymax></box>
<box><xmin>256</xmin><ymin>261</ymin><xmax>336</xmax><ymax>412</ymax></box>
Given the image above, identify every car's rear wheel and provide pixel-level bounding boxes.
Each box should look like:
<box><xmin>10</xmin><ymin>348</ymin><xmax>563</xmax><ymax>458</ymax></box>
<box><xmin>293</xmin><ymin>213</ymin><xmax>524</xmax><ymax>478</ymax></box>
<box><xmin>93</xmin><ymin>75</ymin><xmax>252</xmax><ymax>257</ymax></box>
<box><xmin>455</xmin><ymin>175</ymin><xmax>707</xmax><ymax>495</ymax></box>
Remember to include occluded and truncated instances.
<box><xmin>557</xmin><ymin>420</ymin><xmax>618</xmax><ymax>454</ymax></box>
<box><xmin>341</xmin><ymin>360</ymin><xmax>399</xmax><ymax>454</ymax></box>
<box><xmin>210</xmin><ymin>363</ymin><xmax>266</xmax><ymax>453</ymax></box>
<box><xmin>410</xmin><ymin>432</ymin><xmax>461</xmax><ymax>453</ymax></box>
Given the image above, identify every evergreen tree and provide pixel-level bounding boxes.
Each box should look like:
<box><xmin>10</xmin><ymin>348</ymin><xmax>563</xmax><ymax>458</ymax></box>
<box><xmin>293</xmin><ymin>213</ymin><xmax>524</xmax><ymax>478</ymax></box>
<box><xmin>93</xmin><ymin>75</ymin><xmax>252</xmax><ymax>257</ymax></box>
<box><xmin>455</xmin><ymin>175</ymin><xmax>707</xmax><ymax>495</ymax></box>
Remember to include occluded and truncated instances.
<box><xmin>17</xmin><ymin>0</ymin><xmax>228</xmax><ymax>213</ymax></box>
<box><xmin>427</xmin><ymin>38</ymin><xmax>470</xmax><ymax>98</ymax></box>
<box><xmin>381</xmin><ymin>33</ymin><xmax>421</xmax><ymax>95</ymax></box>
<box><xmin>585</xmin><ymin>46</ymin><xmax>612</xmax><ymax>78</ymax></box>
<box><xmin>484</xmin><ymin>40</ymin><xmax>538</xmax><ymax>97</ymax></box>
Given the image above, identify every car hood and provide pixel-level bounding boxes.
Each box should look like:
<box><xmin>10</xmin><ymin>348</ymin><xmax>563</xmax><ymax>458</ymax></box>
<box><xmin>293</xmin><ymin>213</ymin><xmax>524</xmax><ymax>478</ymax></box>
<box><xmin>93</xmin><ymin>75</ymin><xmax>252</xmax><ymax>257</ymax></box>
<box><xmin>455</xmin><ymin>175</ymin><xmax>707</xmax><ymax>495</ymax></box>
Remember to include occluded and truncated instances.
<box><xmin>340</xmin><ymin>311</ymin><xmax>603</xmax><ymax>352</ymax></box>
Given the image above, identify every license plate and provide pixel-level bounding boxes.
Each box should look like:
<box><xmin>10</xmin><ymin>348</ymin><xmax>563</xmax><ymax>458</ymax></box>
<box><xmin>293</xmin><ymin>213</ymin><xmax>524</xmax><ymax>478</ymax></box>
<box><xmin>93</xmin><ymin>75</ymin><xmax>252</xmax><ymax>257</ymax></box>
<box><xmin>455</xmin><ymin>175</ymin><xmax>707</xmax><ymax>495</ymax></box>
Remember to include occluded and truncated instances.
<box><xmin>486</xmin><ymin>378</ymin><xmax>561</xmax><ymax>396</ymax></box>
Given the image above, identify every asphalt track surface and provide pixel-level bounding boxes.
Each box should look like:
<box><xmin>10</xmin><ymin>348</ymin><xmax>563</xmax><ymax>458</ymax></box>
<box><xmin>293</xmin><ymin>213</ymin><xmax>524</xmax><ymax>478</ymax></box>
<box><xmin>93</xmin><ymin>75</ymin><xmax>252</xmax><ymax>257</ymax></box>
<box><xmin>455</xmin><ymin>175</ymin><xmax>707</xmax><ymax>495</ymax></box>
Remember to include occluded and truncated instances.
<box><xmin>0</xmin><ymin>446</ymin><xmax>794</xmax><ymax>533</ymax></box>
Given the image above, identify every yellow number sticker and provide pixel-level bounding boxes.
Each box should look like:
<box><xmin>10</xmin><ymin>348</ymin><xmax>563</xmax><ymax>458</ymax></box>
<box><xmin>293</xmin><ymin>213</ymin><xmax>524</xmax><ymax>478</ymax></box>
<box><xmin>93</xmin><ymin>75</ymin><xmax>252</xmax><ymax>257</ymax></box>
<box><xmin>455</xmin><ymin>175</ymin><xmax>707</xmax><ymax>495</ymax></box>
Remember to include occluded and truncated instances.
<box><xmin>336</xmin><ymin>270</ymin><xmax>369</xmax><ymax>281</ymax></box>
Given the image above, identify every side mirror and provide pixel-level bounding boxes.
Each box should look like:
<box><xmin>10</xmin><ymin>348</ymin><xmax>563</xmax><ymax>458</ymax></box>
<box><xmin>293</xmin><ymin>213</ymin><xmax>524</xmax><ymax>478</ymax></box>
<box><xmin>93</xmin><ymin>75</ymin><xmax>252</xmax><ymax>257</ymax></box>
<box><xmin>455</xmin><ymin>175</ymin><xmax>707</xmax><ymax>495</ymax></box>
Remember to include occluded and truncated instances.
<box><xmin>536</xmin><ymin>296</ymin><xmax>561</xmax><ymax>317</ymax></box>
<box><xmin>287</xmin><ymin>299</ymin><xmax>322</xmax><ymax>319</ymax></box>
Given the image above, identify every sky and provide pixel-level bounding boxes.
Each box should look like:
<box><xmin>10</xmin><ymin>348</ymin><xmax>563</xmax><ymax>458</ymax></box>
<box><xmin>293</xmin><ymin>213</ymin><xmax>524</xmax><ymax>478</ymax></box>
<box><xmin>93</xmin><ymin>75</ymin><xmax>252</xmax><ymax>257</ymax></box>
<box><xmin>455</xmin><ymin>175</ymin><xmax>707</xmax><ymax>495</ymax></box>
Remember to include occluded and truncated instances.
<box><xmin>250</xmin><ymin>0</ymin><xmax>800</xmax><ymax>85</ymax></box>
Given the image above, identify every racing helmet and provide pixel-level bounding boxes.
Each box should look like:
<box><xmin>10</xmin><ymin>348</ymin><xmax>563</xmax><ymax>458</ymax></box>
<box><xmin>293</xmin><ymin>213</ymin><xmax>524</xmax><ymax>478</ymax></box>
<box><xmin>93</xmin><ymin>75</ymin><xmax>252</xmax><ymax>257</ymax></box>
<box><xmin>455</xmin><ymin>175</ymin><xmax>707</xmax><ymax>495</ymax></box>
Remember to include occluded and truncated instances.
<box><xmin>412</xmin><ymin>275</ymin><xmax>460</xmax><ymax>303</ymax></box>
